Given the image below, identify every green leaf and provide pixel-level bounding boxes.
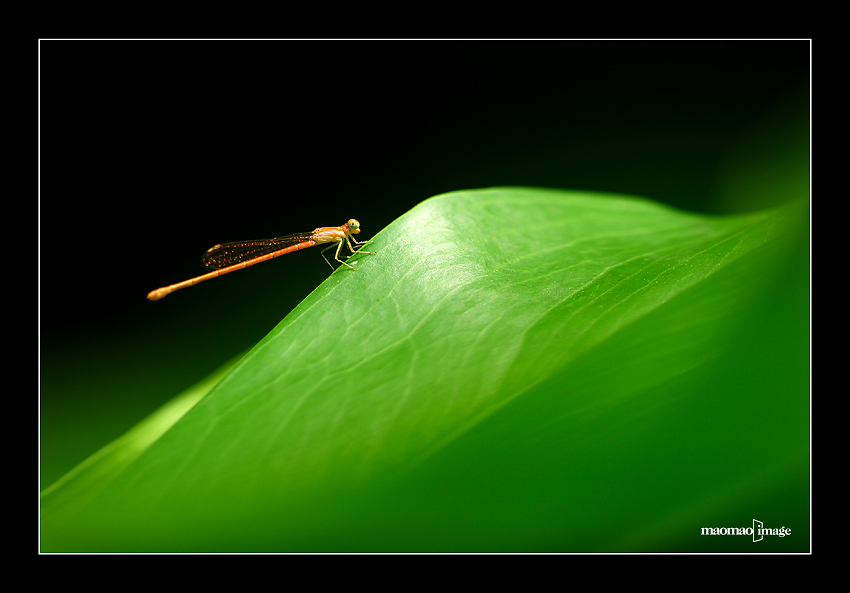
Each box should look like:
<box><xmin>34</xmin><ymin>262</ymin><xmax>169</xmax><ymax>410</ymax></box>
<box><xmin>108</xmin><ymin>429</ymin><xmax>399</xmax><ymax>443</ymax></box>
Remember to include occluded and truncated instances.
<box><xmin>41</xmin><ymin>188</ymin><xmax>808</xmax><ymax>552</ymax></box>
<box><xmin>39</xmin><ymin>353</ymin><xmax>242</xmax><ymax>521</ymax></box>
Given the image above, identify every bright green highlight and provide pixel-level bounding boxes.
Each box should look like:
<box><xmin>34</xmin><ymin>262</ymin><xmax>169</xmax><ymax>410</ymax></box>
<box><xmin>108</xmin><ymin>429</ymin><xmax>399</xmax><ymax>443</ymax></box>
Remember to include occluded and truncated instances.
<box><xmin>41</xmin><ymin>188</ymin><xmax>809</xmax><ymax>552</ymax></box>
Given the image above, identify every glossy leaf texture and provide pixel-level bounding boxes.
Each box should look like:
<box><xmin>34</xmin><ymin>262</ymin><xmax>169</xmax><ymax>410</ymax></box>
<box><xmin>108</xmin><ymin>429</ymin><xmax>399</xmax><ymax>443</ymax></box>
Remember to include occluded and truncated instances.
<box><xmin>41</xmin><ymin>188</ymin><xmax>809</xmax><ymax>551</ymax></box>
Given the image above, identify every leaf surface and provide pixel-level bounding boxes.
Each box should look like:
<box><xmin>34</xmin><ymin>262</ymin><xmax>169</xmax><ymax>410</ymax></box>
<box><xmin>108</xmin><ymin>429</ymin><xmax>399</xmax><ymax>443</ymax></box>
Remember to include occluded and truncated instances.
<box><xmin>42</xmin><ymin>188</ymin><xmax>808</xmax><ymax>551</ymax></box>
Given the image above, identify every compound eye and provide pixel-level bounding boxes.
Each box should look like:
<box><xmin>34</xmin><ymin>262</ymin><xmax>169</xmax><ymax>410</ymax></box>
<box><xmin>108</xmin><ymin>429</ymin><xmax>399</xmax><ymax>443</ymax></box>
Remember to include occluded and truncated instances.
<box><xmin>348</xmin><ymin>219</ymin><xmax>360</xmax><ymax>231</ymax></box>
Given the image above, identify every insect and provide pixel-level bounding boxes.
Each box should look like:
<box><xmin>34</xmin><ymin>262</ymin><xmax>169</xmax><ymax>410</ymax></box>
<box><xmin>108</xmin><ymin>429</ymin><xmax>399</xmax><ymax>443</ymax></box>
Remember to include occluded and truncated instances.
<box><xmin>147</xmin><ymin>219</ymin><xmax>372</xmax><ymax>301</ymax></box>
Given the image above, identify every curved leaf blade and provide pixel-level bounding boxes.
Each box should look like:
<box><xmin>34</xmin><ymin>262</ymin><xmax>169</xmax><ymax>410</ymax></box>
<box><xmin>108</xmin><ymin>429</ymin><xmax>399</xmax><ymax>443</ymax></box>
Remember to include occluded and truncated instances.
<box><xmin>41</xmin><ymin>188</ymin><xmax>807</xmax><ymax>551</ymax></box>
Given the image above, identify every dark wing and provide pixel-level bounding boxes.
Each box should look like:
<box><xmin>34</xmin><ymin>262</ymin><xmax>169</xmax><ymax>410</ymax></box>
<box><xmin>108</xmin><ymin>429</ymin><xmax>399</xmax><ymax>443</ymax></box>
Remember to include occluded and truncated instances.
<box><xmin>201</xmin><ymin>233</ymin><xmax>314</xmax><ymax>270</ymax></box>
